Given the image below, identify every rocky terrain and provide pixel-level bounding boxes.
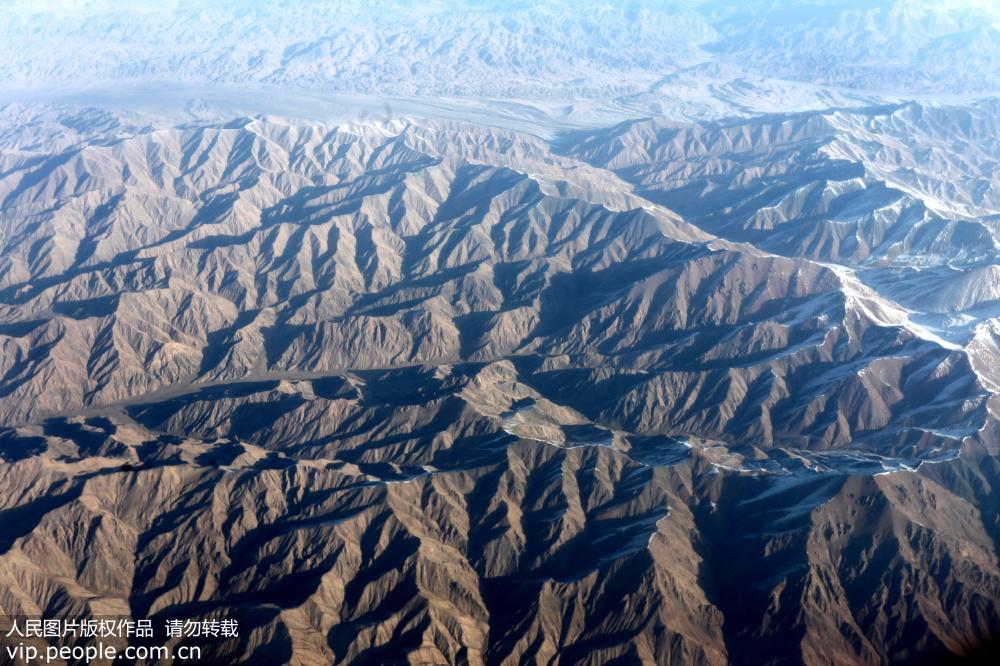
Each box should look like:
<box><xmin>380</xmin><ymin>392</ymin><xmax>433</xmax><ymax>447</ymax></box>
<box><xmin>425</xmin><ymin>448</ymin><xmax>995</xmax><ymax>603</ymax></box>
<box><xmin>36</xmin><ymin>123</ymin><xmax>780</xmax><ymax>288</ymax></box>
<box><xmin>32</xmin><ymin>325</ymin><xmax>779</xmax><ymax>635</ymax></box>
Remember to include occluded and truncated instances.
<box><xmin>0</xmin><ymin>2</ymin><xmax>998</xmax><ymax>664</ymax></box>
<box><xmin>0</xmin><ymin>98</ymin><xmax>997</xmax><ymax>664</ymax></box>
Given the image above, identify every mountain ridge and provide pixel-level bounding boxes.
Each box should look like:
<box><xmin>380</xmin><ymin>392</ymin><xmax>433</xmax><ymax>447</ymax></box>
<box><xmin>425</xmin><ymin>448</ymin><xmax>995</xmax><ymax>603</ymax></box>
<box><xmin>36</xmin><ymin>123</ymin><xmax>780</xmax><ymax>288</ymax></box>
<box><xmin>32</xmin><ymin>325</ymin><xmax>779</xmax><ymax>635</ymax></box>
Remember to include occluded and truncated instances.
<box><xmin>0</xmin><ymin>98</ymin><xmax>998</xmax><ymax>663</ymax></box>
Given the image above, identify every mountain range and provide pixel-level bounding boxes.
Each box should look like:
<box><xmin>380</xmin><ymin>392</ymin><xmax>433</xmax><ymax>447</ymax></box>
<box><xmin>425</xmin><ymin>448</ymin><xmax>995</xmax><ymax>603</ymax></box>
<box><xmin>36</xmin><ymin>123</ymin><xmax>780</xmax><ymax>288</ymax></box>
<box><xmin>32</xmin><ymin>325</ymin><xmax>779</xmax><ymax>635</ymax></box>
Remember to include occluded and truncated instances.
<box><xmin>1</xmin><ymin>2</ymin><xmax>999</xmax><ymax>664</ymax></box>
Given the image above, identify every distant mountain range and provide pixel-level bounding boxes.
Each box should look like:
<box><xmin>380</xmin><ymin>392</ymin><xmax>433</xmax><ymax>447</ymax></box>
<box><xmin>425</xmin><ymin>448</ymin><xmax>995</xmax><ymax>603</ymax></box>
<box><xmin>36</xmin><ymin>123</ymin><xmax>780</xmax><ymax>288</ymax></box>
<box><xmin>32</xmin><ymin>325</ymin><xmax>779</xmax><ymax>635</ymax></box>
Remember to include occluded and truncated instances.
<box><xmin>2</xmin><ymin>1</ymin><xmax>998</xmax><ymax>125</ymax></box>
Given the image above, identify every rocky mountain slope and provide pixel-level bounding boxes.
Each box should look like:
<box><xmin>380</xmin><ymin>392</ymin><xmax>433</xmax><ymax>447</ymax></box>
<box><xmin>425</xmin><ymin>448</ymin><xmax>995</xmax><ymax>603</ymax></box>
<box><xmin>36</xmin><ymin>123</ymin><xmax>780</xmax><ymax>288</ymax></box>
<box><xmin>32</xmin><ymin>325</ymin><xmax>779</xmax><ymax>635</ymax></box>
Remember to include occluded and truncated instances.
<box><xmin>0</xmin><ymin>99</ymin><xmax>998</xmax><ymax>663</ymax></box>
